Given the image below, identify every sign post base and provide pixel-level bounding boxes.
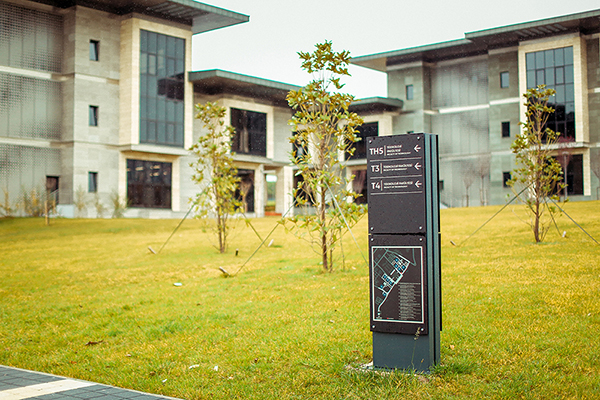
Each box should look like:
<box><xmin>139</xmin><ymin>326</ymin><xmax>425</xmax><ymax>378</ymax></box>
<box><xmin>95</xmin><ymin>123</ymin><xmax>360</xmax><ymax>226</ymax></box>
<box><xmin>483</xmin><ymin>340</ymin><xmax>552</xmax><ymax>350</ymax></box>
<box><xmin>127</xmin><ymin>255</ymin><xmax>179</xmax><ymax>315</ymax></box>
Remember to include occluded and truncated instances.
<box><xmin>373</xmin><ymin>331</ymin><xmax>435</xmax><ymax>372</ymax></box>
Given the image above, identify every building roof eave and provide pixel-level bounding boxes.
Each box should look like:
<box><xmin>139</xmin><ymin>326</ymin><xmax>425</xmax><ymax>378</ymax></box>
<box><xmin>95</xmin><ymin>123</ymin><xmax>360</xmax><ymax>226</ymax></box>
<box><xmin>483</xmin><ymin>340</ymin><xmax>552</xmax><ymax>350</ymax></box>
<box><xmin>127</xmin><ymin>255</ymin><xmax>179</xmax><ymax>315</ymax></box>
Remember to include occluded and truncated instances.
<box><xmin>352</xmin><ymin>8</ymin><xmax>600</xmax><ymax>70</ymax></box>
<box><xmin>349</xmin><ymin>97</ymin><xmax>403</xmax><ymax>114</ymax></box>
<box><xmin>189</xmin><ymin>69</ymin><xmax>301</xmax><ymax>106</ymax></box>
<box><xmin>28</xmin><ymin>0</ymin><xmax>249</xmax><ymax>32</ymax></box>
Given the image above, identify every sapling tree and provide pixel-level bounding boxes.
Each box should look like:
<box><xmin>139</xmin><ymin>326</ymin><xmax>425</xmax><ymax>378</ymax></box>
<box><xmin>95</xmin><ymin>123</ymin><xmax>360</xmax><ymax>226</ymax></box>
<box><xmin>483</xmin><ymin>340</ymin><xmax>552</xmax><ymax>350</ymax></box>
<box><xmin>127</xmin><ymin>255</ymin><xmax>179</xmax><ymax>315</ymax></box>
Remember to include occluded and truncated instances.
<box><xmin>190</xmin><ymin>102</ymin><xmax>242</xmax><ymax>253</ymax></box>
<box><xmin>286</xmin><ymin>41</ymin><xmax>365</xmax><ymax>272</ymax></box>
<box><xmin>508</xmin><ymin>85</ymin><xmax>565</xmax><ymax>243</ymax></box>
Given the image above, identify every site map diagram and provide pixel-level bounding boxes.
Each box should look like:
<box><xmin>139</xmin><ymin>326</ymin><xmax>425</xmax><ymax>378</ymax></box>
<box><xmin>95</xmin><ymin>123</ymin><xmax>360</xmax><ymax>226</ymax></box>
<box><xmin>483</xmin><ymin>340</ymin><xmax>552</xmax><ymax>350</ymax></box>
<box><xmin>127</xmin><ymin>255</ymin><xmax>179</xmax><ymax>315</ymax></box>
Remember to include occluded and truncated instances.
<box><xmin>371</xmin><ymin>246</ymin><xmax>424</xmax><ymax>325</ymax></box>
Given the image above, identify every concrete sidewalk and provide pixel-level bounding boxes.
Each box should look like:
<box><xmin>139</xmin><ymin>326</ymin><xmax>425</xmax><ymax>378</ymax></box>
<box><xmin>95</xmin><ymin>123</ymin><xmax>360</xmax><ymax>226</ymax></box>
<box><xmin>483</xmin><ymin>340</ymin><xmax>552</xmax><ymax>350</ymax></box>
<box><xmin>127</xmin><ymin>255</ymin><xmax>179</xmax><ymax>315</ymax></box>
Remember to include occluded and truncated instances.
<box><xmin>0</xmin><ymin>365</ymin><xmax>183</xmax><ymax>400</ymax></box>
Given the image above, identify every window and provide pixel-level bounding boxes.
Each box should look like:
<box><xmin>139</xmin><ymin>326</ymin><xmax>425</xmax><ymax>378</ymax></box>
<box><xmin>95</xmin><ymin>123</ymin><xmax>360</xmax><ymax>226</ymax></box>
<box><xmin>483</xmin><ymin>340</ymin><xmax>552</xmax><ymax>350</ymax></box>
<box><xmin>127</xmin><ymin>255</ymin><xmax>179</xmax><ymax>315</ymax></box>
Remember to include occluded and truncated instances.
<box><xmin>406</xmin><ymin>84</ymin><xmax>414</xmax><ymax>100</ymax></box>
<box><xmin>127</xmin><ymin>159</ymin><xmax>172</xmax><ymax>209</ymax></box>
<box><xmin>501</xmin><ymin>121</ymin><xmax>510</xmax><ymax>138</ymax></box>
<box><xmin>88</xmin><ymin>172</ymin><xmax>98</xmax><ymax>193</ymax></box>
<box><xmin>230</xmin><ymin>108</ymin><xmax>267</xmax><ymax>156</ymax></box>
<box><xmin>89</xmin><ymin>40</ymin><xmax>99</xmax><ymax>61</ymax></box>
<box><xmin>293</xmin><ymin>172</ymin><xmax>314</xmax><ymax>206</ymax></box>
<box><xmin>500</xmin><ymin>71</ymin><xmax>509</xmax><ymax>88</ymax></box>
<box><xmin>46</xmin><ymin>176</ymin><xmax>59</xmax><ymax>203</ymax></box>
<box><xmin>565</xmin><ymin>154</ymin><xmax>583</xmax><ymax>195</ymax></box>
<box><xmin>503</xmin><ymin>172</ymin><xmax>511</xmax><ymax>188</ymax></box>
<box><xmin>525</xmin><ymin>46</ymin><xmax>575</xmax><ymax>140</ymax></box>
<box><xmin>347</xmin><ymin>122</ymin><xmax>378</xmax><ymax>160</ymax></box>
<box><xmin>139</xmin><ymin>30</ymin><xmax>185</xmax><ymax>147</ymax></box>
<box><xmin>292</xmin><ymin>133</ymin><xmax>308</xmax><ymax>161</ymax></box>
<box><xmin>352</xmin><ymin>170</ymin><xmax>367</xmax><ymax>204</ymax></box>
<box><xmin>236</xmin><ymin>169</ymin><xmax>255</xmax><ymax>212</ymax></box>
<box><xmin>439</xmin><ymin>180</ymin><xmax>444</xmax><ymax>191</ymax></box>
<box><xmin>89</xmin><ymin>105</ymin><xmax>98</xmax><ymax>126</ymax></box>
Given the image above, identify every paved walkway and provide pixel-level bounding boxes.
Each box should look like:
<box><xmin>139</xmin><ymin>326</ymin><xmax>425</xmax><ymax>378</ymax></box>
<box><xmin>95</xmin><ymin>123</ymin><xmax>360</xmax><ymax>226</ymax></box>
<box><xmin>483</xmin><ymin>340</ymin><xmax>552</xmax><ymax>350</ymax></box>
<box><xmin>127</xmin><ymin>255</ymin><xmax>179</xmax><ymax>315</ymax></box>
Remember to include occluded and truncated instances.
<box><xmin>0</xmin><ymin>366</ymin><xmax>182</xmax><ymax>400</ymax></box>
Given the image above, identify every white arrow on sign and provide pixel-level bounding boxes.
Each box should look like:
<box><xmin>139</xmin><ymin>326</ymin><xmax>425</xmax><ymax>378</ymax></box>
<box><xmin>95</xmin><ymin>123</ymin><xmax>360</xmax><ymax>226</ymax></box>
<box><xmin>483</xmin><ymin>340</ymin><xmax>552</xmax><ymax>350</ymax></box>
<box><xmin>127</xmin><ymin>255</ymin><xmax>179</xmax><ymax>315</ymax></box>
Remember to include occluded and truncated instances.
<box><xmin>414</xmin><ymin>144</ymin><xmax>421</xmax><ymax>153</ymax></box>
<box><xmin>415</xmin><ymin>180</ymin><xmax>422</xmax><ymax>188</ymax></box>
<box><xmin>414</xmin><ymin>162</ymin><xmax>422</xmax><ymax>170</ymax></box>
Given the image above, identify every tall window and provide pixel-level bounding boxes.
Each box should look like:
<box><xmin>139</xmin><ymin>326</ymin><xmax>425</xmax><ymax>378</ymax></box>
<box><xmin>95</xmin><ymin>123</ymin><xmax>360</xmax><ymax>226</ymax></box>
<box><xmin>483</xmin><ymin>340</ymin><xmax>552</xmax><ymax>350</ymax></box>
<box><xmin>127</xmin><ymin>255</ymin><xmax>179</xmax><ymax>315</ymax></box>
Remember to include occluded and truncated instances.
<box><xmin>406</xmin><ymin>84</ymin><xmax>414</xmax><ymax>100</ymax></box>
<box><xmin>127</xmin><ymin>159</ymin><xmax>172</xmax><ymax>209</ymax></box>
<box><xmin>503</xmin><ymin>172</ymin><xmax>511</xmax><ymax>188</ymax></box>
<box><xmin>89</xmin><ymin>40</ymin><xmax>99</xmax><ymax>61</ymax></box>
<box><xmin>500</xmin><ymin>71</ymin><xmax>509</xmax><ymax>88</ymax></box>
<box><xmin>501</xmin><ymin>121</ymin><xmax>510</xmax><ymax>138</ymax></box>
<box><xmin>230</xmin><ymin>108</ymin><xmax>267</xmax><ymax>156</ymax></box>
<box><xmin>291</xmin><ymin>132</ymin><xmax>308</xmax><ymax>161</ymax></box>
<box><xmin>236</xmin><ymin>169</ymin><xmax>255</xmax><ymax>213</ymax></box>
<box><xmin>347</xmin><ymin>122</ymin><xmax>378</xmax><ymax>160</ymax></box>
<box><xmin>352</xmin><ymin>169</ymin><xmax>367</xmax><ymax>204</ymax></box>
<box><xmin>140</xmin><ymin>30</ymin><xmax>185</xmax><ymax>147</ymax></box>
<box><xmin>89</xmin><ymin>105</ymin><xmax>98</xmax><ymax>126</ymax></box>
<box><xmin>88</xmin><ymin>172</ymin><xmax>98</xmax><ymax>193</ymax></box>
<box><xmin>46</xmin><ymin>176</ymin><xmax>59</xmax><ymax>204</ymax></box>
<box><xmin>565</xmin><ymin>154</ymin><xmax>583</xmax><ymax>195</ymax></box>
<box><xmin>525</xmin><ymin>47</ymin><xmax>575</xmax><ymax>140</ymax></box>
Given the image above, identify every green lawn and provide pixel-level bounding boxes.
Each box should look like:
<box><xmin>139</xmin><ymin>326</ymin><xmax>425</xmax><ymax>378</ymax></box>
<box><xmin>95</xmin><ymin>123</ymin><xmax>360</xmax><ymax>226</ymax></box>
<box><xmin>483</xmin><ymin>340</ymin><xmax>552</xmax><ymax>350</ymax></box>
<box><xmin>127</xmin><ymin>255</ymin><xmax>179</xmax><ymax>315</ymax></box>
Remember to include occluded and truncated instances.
<box><xmin>1</xmin><ymin>202</ymin><xmax>599</xmax><ymax>399</ymax></box>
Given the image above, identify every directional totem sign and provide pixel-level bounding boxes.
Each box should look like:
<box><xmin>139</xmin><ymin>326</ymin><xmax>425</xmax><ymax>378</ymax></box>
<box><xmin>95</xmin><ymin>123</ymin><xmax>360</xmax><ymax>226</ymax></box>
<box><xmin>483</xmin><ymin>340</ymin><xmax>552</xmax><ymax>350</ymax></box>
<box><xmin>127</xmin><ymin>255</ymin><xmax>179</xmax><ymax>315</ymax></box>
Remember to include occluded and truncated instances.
<box><xmin>367</xmin><ymin>134</ymin><xmax>426</xmax><ymax>234</ymax></box>
<box><xmin>367</xmin><ymin>133</ymin><xmax>440</xmax><ymax>371</ymax></box>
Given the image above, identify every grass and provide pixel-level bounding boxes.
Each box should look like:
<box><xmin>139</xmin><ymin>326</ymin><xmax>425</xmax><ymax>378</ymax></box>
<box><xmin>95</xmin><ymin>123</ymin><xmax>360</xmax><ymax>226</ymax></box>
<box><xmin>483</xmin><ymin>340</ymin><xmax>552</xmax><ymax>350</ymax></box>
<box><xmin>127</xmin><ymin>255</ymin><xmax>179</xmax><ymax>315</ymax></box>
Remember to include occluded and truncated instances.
<box><xmin>1</xmin><ymin>201</ymin><xmax>599</xmax><ymax>399</ymax></box>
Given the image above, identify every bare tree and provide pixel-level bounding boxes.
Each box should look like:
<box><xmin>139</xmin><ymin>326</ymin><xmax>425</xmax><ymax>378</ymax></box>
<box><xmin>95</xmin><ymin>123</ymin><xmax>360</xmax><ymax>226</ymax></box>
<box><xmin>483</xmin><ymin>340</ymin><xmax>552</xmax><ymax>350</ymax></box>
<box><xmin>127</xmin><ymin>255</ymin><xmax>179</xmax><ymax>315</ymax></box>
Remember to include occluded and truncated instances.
<box><xmin>556</xmin><ymin>136</ymin><xmax>573</xmax><ymax>201</ymax></box>
<box><xmin>460</xmin><ymin>160</ymin><xmax>477</xmax><ymax>207</ymax></box>
<box><xmin>477</xmin><ymin>155</ymin><xmax>491</xmax><ymax>206</ymax></box>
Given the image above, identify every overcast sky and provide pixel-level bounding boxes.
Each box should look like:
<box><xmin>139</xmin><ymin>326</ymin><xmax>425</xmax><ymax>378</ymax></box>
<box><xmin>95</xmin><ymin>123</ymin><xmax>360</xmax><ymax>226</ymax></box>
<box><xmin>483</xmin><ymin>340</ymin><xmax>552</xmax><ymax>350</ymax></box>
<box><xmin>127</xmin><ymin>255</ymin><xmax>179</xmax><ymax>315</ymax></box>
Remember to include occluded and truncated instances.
<box><xmin>192</xmin><ymin>1</ymin><xmax>600</xmax><ymax>99</ymax></box>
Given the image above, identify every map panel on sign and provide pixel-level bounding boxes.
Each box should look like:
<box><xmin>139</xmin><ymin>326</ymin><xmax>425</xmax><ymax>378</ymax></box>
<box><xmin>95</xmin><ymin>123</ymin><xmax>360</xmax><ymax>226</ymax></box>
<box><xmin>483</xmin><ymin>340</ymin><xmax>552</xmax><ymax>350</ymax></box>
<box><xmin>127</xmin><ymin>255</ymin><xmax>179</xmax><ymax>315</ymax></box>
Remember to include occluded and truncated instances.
<box><xmin>371</xmin><ymin>246</ymin><xmax>424</xmax><ymax>325</ymax></box>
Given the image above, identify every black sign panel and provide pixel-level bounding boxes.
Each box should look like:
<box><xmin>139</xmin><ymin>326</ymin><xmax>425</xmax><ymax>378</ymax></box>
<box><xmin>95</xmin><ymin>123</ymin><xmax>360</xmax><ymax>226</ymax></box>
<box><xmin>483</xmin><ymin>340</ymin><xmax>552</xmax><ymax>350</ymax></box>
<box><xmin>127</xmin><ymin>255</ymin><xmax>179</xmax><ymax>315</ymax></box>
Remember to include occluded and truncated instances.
<box><xmin>370</xmin><ymin>234</ymin><xmax>428</xmax><ymax>335</ymax></box>
<box><xmin>367</xmin><ymin>134</ymin><xmax>426</xmax><ymax>234</ymax></box>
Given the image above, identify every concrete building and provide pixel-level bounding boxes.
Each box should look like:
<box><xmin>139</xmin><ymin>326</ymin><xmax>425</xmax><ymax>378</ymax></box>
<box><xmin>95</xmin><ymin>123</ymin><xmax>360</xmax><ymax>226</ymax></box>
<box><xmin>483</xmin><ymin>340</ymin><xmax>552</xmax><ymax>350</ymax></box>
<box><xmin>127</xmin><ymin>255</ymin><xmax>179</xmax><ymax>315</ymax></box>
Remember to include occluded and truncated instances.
<box><xmin>353</xmin><ymin>9</ymin><xmax>600</xmax><ymax>207</ymax></box>
<box><xmin>4</xmin><ymin>3</ymin><xmax>599</xmax><ymax>216</ymax></box>
<box><xmin>188</xmin><ymin>69</ymin><xmax>301</xmax><ymax>217</ymax></box>
<box><xmin>0</xmin><ymin>0</ymin><xmax>253</xmax><ymax>218</ymax></box>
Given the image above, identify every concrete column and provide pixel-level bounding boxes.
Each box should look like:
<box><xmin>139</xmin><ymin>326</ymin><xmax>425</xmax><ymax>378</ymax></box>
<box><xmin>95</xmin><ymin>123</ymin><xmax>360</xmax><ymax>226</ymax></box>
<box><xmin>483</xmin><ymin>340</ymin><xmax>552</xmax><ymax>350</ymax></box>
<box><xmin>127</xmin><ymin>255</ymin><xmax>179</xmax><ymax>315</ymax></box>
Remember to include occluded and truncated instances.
<box><xmin>254</xmin><ymin>164</ymin><xmax>265</xmax><ymax>218</ymax></box>
<box><xmin>278</xmin><ymin>165</ymin><xmax>294</xmax><ymax>216</ymax></box>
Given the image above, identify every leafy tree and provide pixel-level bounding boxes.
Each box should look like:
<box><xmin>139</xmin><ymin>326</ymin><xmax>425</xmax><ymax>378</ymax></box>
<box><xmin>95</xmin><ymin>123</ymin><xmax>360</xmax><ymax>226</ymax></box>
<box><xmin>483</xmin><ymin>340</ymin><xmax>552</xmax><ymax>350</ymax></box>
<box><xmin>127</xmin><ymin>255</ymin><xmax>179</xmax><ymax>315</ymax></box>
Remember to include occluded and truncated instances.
<box><xmin>190</xmin><ymin>102</ymin><xmax>242</xmax><ymax>253</ymax></box>
<box><xmin>508</xmin><ymin>85</ymin><xmax>565</xmax><ymax>243</ymax></box>
<box><xmin>286</xmin><ymin>41</ymin><xmax>365</xmax><ymax>272</ymax></box>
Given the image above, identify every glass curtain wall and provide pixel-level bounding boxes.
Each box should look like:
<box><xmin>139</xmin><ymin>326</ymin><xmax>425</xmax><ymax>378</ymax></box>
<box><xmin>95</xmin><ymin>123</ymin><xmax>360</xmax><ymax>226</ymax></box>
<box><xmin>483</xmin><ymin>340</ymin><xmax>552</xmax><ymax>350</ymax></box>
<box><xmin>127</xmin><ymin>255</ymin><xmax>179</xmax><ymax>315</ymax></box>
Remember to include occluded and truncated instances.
<box><xmin>525</xmin><ymin>47</ymin><xmax>575</xmax><ymax>140</ymax></box>
<box><xmin>139</xmin><ymin>30</ymin><xmax>185</xmax><ymax>147</ymax></box>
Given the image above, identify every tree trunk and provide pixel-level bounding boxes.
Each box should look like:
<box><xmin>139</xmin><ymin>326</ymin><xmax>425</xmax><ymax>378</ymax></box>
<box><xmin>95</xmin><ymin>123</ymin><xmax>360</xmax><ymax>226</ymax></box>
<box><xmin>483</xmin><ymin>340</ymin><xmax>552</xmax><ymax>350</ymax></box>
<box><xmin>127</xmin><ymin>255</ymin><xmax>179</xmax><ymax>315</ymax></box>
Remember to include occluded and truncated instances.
<box><xmin>320</xmin><ymin>185</ymin><xmax>328</xmax><ymax>271</ymax></box>
<box><xmin>533</xmin><ymin>201</ymin><xmax>541</xmax><ymax>243</ymax></box>
<box><xmin>217</xmin><ymin>211</ymin><xmax>224</xmax><ymax>253</ymax></box>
